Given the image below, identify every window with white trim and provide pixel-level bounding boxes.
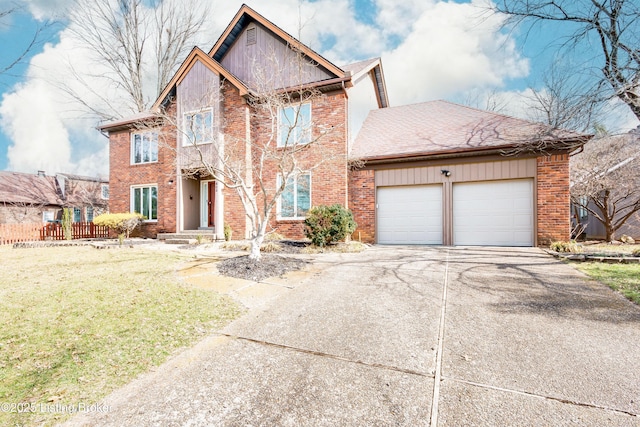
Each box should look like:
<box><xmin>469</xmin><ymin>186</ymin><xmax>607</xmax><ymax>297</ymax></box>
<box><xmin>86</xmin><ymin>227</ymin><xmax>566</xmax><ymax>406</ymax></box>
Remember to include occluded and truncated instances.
<box><xmin>184</xmin><ymin>109</ymin><xmax>213</xmax><ymax>145</ymax></box>
<box><xmin>131</xmin><ymin>131</ymin><xmax>158</xmax><ymax>164</ymax></box>
<box><xmin>73</xmin><ymin>207</ymin><xmax>82</xmax><ymax>223</ymax></box>
<box><xmin>101</xmin><ymin>184</ymin><xmax>109</xmax><ymax>200</ymax></box>
<box><xmin>278</xmin><ymin>173</ymin><xmax>311</xmax><ymax>219</ymax></box>
<box><xmin>278</xmin><ymin>103</ymin><xmax>311</xmax><ymax>147</ymax></box>
<box><xmin>131</xmin><ymin>185</ymin><xmax>158</xmax><ymax>221</ymax></box>
<box><xmin>42</xmin><ymin>210</ymin><xmax>54</xmax><ymax>223</ymax></box>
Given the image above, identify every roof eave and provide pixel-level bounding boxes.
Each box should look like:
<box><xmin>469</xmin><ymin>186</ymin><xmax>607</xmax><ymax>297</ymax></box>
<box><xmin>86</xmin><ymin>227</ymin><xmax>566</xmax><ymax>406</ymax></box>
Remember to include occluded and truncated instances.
<box><xmin>352</xmin><ymin>139</ymin><xmax>588</xmax><ymax>165</ymax></box>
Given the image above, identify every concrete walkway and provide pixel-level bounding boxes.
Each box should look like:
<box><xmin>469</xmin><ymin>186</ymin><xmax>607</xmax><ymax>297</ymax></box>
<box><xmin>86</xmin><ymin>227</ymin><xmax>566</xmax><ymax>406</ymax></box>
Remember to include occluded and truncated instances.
<box><xmin>63</xmin><ymin>246</ymin><xmax>640</xmax><ymax>426</ymax></box>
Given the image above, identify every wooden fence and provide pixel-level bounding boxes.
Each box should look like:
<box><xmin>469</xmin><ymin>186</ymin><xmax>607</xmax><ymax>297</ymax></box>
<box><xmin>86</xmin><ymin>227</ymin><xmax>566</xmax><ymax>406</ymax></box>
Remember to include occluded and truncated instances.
<box><xmin>0</xmin><ymin>222</ymin><xmax>110</xmax><ymax>245</ymax></box>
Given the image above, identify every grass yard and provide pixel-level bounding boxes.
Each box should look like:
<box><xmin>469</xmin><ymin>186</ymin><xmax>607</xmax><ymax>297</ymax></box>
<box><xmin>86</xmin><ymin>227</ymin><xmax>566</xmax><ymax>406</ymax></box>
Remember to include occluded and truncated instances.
<box><xmin>0</xmin><ymin>245</ymin><xmax>242</xmax><ymax>427</ymax></box>
<box><xmin>574</xmin><ymin>262</ymin><xmax>640</xmax><ymax>305</ymax></box>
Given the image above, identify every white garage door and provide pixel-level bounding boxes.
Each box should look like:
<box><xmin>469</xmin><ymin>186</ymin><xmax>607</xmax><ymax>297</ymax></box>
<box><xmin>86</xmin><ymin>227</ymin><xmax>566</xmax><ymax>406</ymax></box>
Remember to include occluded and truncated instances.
<box><xmin>377</xmin><ymin>185</ymin><xmax>442</xmax><ymax>244</ymax></box>
<box><xmin>453</xmin><ymin>179</ymin><xmax>533</xmax><ymax>246</ymax></box>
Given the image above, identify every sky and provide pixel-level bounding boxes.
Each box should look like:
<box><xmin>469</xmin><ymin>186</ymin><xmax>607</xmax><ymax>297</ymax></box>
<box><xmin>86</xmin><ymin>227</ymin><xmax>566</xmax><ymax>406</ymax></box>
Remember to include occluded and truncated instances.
<box><xmin>0</xmin><ymin>0</ymin><xmax>638</xmax><ymax>177</ymax></box>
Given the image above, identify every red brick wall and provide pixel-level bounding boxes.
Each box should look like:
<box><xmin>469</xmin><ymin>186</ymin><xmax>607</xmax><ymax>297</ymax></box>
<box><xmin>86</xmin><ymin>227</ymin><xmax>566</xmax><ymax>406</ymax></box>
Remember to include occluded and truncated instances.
<box><xmin>221</xmin><ymin>88</ymin><xmax>349</xmax><ymax>240</ymax></box>
<box><xmin>108</xmin><ymin>114</ymin><xmax>177</xmax><ymax>238</ymax></box>
<box><xmin>348</xmin><ymin>168</ymin><xmax>375</xmax><ymax>243</ymax></box>
<box><xmin>536</xmin><ymin>154</ymin><xmax>570</xmax><ymax>245</ymax></box>
<box><xmin>220</xmin><ymin>82</ymin><xmax>250</xmax><ymax>239</ymax></box>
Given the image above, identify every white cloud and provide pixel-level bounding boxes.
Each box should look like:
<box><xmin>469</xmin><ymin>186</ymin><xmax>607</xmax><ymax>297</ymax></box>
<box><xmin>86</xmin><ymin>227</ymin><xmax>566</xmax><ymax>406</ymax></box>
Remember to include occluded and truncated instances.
<box><xmin>382</xmin><ymin>0</ymin><xmax>529</xmax><ymax>105</ymax></box>
<box><xmin>1</xmin><ymin>0</ymin><xmax>533</xmax><ymax>177</ymax></box>
<box><xmin>0</xmin><ymin>79</ymin><xmax>73</xmax><ymax>173</ymax></box>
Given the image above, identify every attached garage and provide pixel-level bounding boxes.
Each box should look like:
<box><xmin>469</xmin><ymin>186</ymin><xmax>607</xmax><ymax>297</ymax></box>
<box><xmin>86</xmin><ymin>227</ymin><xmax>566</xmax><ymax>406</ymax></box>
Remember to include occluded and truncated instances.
<box><xmin>377</xmin><ymin>185</ymin><xmax>442</xmax><ymax>244</ymax></box>
<box><xmin>453</xmin><ymin>179</ymin><xmax>534</xmax><ymax>246</ymax></box>
<box><xmin>350</xmin><ymin>100</ymin><xmax>587</xmax><ymax>247</ymax></box>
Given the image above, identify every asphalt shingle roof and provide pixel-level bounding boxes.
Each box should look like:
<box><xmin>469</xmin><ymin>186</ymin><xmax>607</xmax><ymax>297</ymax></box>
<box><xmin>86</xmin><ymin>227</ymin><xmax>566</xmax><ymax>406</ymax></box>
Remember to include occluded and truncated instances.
<box><xmin>351</xmin><ymin>100</ymin><xmax>587</xmax><ymax>160</ymax></box>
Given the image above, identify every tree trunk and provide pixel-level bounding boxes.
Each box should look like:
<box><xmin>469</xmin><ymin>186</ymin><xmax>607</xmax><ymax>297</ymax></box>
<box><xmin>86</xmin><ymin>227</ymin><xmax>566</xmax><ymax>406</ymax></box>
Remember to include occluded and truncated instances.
<box><xmin>248</xmin><ymin>233</ymin><xmax>264</xmax><ymax>261</ymax></box>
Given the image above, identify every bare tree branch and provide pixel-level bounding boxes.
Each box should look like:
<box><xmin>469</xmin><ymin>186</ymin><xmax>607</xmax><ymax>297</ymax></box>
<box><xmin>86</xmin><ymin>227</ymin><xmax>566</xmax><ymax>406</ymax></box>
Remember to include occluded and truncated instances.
<box><xmin>492</xmin><ymin>0</ymin><xmax>640</xmax><ymax>121</ymax></box>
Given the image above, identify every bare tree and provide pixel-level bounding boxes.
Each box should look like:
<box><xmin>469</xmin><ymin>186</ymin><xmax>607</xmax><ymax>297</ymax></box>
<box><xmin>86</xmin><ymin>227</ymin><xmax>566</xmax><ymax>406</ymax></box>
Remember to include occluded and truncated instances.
<box><xmin>0</xmin><ymin>4</ymin><xmax>51</xmax><ymax>78</ymax></box>
<box><xmin>524</xmin><ymin>63</ymin><xmax>603</xmax><ymax>133</ymax></box>
<box><xmin>571</xmin><ymin>132</ymin><xmax>640</xmax><ymax>241</ymax></box>
<box><xmin>154</xmin><ymin>50</ymin><xmax>342</xmax><ymax>261</ymax></box>
<box><xmin>63</xmin><ymin>0</ymin><xmax>207</xmax><ymax>120</ymax></box>
<box><xmin>492</xmin><ymin>0</ymin><xmax>640</xmax><ymax>121</ymax></box>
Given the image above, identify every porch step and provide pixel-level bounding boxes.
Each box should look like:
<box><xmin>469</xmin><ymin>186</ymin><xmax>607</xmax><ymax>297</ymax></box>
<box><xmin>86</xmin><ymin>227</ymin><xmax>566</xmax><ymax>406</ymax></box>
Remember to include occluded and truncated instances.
<box><xmin>158</xmin><ymin>230</ymin><xmax>215</xmax><ymax>241</ymax></box>
<box><xmin>165</xmin><ymin>238</ymin><xmax>197</xmax><ymax>245</ymax></box>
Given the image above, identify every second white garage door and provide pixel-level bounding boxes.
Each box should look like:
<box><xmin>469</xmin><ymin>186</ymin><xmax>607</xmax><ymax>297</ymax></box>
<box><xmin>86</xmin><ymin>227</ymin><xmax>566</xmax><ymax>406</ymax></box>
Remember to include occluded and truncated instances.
<box><xmin>377</xmin><ymin>185</ymin><xmax>442</xmax><ymax>244</ymax></box>
<box><xmin>453</xmin><ymin>179</ymin><xmax>534</xmax><ymax>246</ymax></box>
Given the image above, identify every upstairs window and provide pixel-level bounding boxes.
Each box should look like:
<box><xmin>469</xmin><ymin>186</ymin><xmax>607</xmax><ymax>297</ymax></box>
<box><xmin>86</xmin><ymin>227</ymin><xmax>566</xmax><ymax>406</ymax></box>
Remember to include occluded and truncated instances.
<box><xmin>278</xmin><ymin>103</ymin><xmax>311</xmax><ymax>147</ymax></box>
<box><xmin>131</xmin><ymin>131</ymin><xmax>158</xmax><ymax>164</ymax></box>
<box><xmin>184</xmin><ymin>109</ymin><xmax>213</xmax><ymax>145</ymax></box>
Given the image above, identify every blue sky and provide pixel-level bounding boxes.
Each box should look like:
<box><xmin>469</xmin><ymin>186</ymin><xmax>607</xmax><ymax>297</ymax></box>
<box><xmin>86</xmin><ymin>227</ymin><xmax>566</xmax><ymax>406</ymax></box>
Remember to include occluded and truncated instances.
<box><xmin>0</xmin><ymin>0</ymin><xmax>637</xmax><ymax>176</ymax></box>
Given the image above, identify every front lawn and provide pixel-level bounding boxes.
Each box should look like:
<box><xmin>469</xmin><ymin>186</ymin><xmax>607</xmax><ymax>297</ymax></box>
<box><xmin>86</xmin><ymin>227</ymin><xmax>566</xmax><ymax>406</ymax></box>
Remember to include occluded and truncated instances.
<box><xmin>0</xmin><ymin>245</ymin><xmax>241</xmax><ymax>427</ymax></box>
<box><xmin>574</xmin><ymin>262</ymin><xmax>640</xmax><ymax>304</ymax></box>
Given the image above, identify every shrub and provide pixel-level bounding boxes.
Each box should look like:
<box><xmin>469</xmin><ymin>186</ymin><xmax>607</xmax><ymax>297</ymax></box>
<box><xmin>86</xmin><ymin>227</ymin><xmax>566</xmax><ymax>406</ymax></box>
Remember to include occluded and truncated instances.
<box><xmin>550</xmin><ymin>240</ymin><xmax>582</xmax><ymax>253</ymax></box>
<box><xmin>94</xmin><ymin>213</ymin><xmax>144</xmax><ymax>240</ymax></box>
<box><xmin>62</xmin><ymin>208</ymin><xmax>73</xmax><ymax>241</ymax></box>
<box><xmin>304</xmin><ymin>204</ymin><xmax>357</xmax><ymax>247</ymax></box>
<box><xmin>224</xmin><ymin>224</ymin><xmax>233</xmax><ymax>242</ymax></box>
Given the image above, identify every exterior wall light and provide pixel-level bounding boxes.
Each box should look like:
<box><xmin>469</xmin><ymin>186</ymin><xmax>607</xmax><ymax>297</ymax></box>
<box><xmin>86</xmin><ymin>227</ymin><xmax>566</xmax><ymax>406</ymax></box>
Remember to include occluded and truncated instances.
<box><xmin>441</xmin><ymin>169</ymin><xmax>451</xmax><ymax>177</ymax></box>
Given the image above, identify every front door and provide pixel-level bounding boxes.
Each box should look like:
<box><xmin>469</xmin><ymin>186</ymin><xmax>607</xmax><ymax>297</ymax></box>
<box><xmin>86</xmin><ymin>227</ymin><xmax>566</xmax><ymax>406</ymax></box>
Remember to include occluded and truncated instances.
<box><xmin>207</xmin><ymin>181</ymin><xmax>215</xmax><ymax>227</ymax></box>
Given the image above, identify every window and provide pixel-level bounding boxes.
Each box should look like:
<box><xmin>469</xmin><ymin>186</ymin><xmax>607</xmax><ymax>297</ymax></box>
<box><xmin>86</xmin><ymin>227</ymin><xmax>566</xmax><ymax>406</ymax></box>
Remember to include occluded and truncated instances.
<box><xmin>131</xmin><ymin>131</ymin><xmax>158</xmax><ymax>164</ymax></box>
<box><xmin>101</xmin><ymin>184</ymin><xmax>109</xmax><ymax>200</ymax></box>
<box><xmin>73</xmin><ymin>207</ymin><xmax>82</xmax><ymax>223</ymax></box>
<box><xmin>578</xmin><ymin>196</ymin><xmax>588</xmax><ymax>219</ymax></box>
<box><xmin>86</xmin><ymin>206</ymin><xmax>94</xmax><ymax>222</ymax></box>
<box><xmin>278</xmin><ymin>173</ymin><xmax>311</xmax><ymax>219</ymax></box>
<box><xmin>132</xmin><ymin>185</ymin><xmax>158</xmax><ymax>221</ymax></box>
<box><xmin>184</xmin><ymin>109</ymin><xmax>213</xmax><ymax>145</ymax></box>
<box><xmin>278</xmin><ymin>103</ymin><xmax>311</xmax><ymax>147</ymax></box>
<box><xmin>42</xmin><ymin>211</ymin><xmax>54</xmax><ymax>223</ymax></box>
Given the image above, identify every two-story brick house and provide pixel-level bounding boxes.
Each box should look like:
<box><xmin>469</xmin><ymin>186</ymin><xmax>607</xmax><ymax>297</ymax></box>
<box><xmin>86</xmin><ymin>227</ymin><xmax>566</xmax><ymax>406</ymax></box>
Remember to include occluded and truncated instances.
<box><xmin>100</xmin><ymin>4</ymin><xmax>388</xmax><ymax>241</ymax></box>
<box><xmin>100</xmin><ymin>4</ymin><xmax>588</xmax><ymax>247</ymax></box>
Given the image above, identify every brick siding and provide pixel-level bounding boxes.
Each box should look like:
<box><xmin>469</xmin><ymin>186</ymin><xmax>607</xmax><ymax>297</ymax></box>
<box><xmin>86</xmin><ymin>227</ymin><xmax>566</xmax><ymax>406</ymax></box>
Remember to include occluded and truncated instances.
<box><xmin>348</xmin><ymin>168</ymin><xmax>375</xmax><ymax>243</ymax></box>
<box><xmin>536</xmin><ymin>153</ymin><xmax>571</xmax><ymax>245</ymax></box>
<box><xmin>108</xmin><ymin>112</ymin><xmax>178</xmax><ymax>238</ymax></box>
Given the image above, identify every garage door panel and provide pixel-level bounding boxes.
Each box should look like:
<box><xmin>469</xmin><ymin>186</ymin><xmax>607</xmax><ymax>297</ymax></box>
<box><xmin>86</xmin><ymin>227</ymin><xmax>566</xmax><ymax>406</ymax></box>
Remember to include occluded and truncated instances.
<box><xmin>453</xmin><ymin>180</ymin><xmax>533</xmax><ymax>246</ymax></box>
<box><xmin>377</xmin><ymin>185</ymin><xmax>442</xmax><ymax>245</ymax></box>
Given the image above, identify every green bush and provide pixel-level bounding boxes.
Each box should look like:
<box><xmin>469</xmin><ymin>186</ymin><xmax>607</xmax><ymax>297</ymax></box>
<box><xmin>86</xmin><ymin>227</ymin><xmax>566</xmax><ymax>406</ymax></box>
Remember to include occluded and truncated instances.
<box><xmin>94</xmin><ymin>213</ymin><xmax>145</xmax><ymax>239</ymax></box>
<box><xmin>304</xmin><ymin>204</ymin><xmax>356</xmax><ymax>247</ymax></box>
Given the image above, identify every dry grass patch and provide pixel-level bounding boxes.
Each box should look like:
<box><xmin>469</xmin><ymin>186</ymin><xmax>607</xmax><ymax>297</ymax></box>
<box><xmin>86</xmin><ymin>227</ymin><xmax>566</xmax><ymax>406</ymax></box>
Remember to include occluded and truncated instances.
<box><xmin>0</xmin><ymin>246</ymin><xmax>241</xmax><ymax>427</ymax></box>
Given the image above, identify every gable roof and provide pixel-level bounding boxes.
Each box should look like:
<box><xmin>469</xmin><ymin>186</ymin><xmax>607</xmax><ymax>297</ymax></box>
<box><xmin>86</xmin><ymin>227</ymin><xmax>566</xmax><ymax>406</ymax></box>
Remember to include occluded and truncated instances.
<box><xmin>351</xmin><ymin>100</ymin><xmax>590</xmax><ymax>162</ymax></box>
<box><xmin>0</xmin><ymin>171</ymin><xmax>61</xmax><ymax>205</ymax></box>
<box><xmin>152</xmin><ymin>47</ymin><xmax>249</xmax><ymax>111</ymax></box>
<box><xmin>342</xmin><ymin>57</ymin><xmax>389</xmax><ymax>108</ymax></box>
<box><xmin>209</xmin><ymin>4</ymin><xmax>345</xmax><ymax>80</ymax></box>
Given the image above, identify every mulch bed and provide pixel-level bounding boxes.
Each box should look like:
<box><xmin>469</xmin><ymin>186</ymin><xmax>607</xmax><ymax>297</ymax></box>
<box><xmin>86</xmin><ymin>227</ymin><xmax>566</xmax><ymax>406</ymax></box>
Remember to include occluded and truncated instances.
<box><xmin>217</xmin><ymin>253</ymin><xmax>308</xmax><ymax>281</ymax></box>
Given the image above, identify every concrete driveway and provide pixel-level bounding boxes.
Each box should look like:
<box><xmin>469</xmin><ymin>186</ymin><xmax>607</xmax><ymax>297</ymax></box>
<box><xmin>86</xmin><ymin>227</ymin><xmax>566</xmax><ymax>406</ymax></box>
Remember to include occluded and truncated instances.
<box><xmin>64</xmin><ymin>246</ymin><xmax>640</xmax><ymax>426</ymax></box>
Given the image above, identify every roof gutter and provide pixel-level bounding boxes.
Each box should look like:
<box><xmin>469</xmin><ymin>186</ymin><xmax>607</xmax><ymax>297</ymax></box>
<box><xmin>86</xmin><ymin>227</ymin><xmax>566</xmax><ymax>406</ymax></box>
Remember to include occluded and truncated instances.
<box><xmin>355</xmin><ymin>139</ymin><xmax>589</xmax><ymax>165</ymax></box>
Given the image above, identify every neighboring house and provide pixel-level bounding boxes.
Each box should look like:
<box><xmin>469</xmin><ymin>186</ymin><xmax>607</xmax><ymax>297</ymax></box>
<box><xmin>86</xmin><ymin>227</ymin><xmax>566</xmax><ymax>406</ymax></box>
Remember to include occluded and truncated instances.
<box><xmin>571</xmin><ymin>131</ymin><xmax>640</xmax><ymax>240</ymax></box>
<box><xmin>0</xmin><ymin>170</ymin><xmax>109</xmax><ymax>224</ymax></box>
<box><xmin>99</xmin><ymin>4</ymin><xmax>587</xmax><ymax>247</ymax></box>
